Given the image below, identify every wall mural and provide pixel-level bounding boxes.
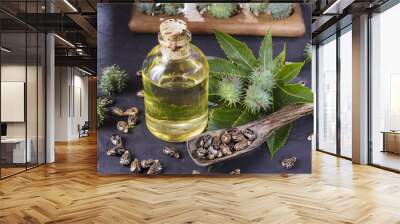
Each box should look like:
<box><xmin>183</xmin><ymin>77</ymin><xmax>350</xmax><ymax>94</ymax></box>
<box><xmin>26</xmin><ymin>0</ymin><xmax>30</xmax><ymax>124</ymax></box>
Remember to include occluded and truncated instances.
<box><xmin>97</xmin><ymin>3</ymin><xmax>313</xmax><ymax>175</ymax></box>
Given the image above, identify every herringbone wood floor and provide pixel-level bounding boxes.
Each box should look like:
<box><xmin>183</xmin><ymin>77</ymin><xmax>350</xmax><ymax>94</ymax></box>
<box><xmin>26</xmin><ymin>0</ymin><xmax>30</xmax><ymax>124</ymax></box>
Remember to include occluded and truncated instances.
<box><xmin>1</xmin><ymin>135</ymin><xmax>400</xmax><ymax>224</ymax></box>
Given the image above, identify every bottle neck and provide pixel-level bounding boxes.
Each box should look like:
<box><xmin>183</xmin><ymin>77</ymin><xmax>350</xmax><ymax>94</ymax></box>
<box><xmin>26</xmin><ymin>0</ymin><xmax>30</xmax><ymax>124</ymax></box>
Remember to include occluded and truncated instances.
<box><xmin>158</xmin><ymin>32</ymin><xmax>191</xmax><ymax>60</ymax></box>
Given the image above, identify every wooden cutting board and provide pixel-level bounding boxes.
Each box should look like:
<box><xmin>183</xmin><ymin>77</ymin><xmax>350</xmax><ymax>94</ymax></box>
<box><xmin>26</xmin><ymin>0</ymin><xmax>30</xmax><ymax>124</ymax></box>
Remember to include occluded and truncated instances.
<box><xmin>129</xmin><ymin>4</ymin><xmax>305</xmax><ymax>37</ymax></box>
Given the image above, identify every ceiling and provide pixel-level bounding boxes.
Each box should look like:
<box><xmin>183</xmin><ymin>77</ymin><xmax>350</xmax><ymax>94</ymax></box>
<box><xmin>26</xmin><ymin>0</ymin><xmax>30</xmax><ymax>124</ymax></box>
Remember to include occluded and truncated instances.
<box><xmin>311</xmin><ymin>0</ymin><xmax>390</xmax><ymax>43</ymax></box>
<box><xmin>1</xmin><ymin>0</ymin><xmax>97</xmax><ymax>74</ymax></box>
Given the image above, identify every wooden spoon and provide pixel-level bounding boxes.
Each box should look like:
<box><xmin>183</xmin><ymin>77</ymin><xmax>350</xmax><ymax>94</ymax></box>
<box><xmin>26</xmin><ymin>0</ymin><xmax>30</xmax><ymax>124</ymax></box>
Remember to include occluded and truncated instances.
<box><xmin>187</xmin><ymin>103</ymin><xmax>314</xmax><ymax>167</ymax></box>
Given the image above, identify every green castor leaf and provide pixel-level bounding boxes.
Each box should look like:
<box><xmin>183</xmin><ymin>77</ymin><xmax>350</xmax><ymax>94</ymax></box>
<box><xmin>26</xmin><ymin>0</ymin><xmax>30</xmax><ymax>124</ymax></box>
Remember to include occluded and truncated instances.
<box><xmin>244</xmin><ymin>84</ymin><xmax>273</xmax><ymax>114</ymax></box>
<box><xmin>162</xmin><ymin>3</ymin><xmax>184</xmax><ymax>16</ymax></box>
<box><xmin>272</xmin><ymin>44</ymin><xmax>286</xmax><ymax>74</ymax></box>
<box><xmin>259</xmin><ymin>30</ymin><xmax>273</xmax><ymax>71</ymax></box>
<box><xmin>266</xmin><ymin>124</ymin><xmax>292</xmax><ymax>158</ymax></box>
<box><xmin>250</xmin><ymin>68</ymin><xmax>276</xmax><ymax>92</ymax></box>
<box><xmin>217</xmin><ymin>76</ymin><xmax>243</xmax><ymax>106</ymax></box>
<box><xmin>267</xmin><ymin>3</ymin><xmax>293</xmax><ymax>20</ymax></box>
<box><xmin>208</xmin><ymin>3</ymin><xmax>238</xmax><ymax>19</ymax></box>
<box><xmin>274</xmin><ymin>83</ymin><xmax>314</xmax><ymax>109</ymax></box>
<box><xmin>214</xmin><ymin>30</ymin><xmax>257</xmax><ymax>72</ymax></box>
<box><xmin>101</xmin><ymin>64</ymin><xmax>128</xmax><ymax>96</ymax></box>
<box><xmin>208</xmin><ymin>106</ymin><xmax>255</xmax><ymax>131</ymax></box>
<box><xmin>208</xmin><ymin>57</ymin><xmax>247</xmax><ymax>79</ymax></box>
<box><xmin>275</xmin><ymin>62</ymin><xmax>304</xmax><ymax>83</ymax></box>
<box><xmin>244</xmin><ymin>3</ymin><xmax>268</xmax><ymax>16</ymax></box>
<box><xmin>97</xmin><ymin>99</ymin><xmax>106</xmax><ymax>128</ymax></box>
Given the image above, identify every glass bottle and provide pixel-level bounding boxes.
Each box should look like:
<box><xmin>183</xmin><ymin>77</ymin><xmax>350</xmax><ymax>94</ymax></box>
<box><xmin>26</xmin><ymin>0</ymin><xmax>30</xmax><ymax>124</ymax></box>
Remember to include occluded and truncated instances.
<box><xmin>141</xmin><ymin>19</ymin><xmax>209</xmax><ymax>142</ymax></box>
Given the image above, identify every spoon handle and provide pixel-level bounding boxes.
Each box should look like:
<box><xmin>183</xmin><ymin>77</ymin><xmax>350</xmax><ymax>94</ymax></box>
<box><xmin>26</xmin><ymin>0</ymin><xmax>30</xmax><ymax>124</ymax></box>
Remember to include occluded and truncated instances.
<box><xmin>250</xmin><ymin>103</ymin><xmax>314</xmax><ymax>139</ymax></box>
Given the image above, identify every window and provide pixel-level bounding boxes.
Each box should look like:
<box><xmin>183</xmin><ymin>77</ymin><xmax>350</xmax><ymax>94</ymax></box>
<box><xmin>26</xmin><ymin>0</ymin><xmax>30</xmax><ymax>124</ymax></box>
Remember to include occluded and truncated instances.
<box><xmin>0</xmin><ymin>1</ymin><xmax>47</xmax><ymax>179</ymax></box>
<box><xmin>339</xmin><ymin>28</ymin><xmax>352</xmax><ymax>158</ymax></box>
<box><xmin>370</xmin><ymin>3</ymin><xmax>400</xmax><ymax>171</ymax></box>
<box><xmin>317</xmin><ymin>36</ymin><xmax>337</xmax><ymax>154</ymax></box>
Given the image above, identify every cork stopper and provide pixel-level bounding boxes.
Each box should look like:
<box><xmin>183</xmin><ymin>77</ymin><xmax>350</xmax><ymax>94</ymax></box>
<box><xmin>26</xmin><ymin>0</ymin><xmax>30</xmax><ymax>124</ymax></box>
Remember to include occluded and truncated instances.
<box><xmin>160</xmin><ymin>19</ymin><xmax>188</xmax><ymax>42</ymax></box>
<box><xmin>158</xmin><ymin>19</ymin><xmax>191</xmax><ymax>59</ymax></box>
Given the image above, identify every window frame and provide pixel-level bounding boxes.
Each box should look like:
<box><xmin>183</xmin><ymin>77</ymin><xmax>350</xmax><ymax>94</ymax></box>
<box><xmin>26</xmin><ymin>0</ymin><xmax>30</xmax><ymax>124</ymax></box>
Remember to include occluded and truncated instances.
<box><xmin>315</xmin><ymin>24</ymin><xmax>353</xmax><ymax>161</ymax></box>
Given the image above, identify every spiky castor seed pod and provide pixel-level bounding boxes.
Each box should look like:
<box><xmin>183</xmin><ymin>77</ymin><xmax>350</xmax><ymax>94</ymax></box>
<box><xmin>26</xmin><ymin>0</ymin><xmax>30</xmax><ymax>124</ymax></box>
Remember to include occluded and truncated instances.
<box><xmin>267</xmin><ymin>3</ymin><xmax>293</xmax><ymax>20</ymax></box>
<box><xmin>244</xmin><ymin>84</ymin><xmax>272</xmax><ymax>114</ymax></box>
<box><xmin>250</xmin><ymin>68</ymin><xmax>276</xmax><ymax>92</ymax></box>
<box><xmin>161</xmin><ymin>3</ymin><xmax>184</xmax><ymax>16</ymax></box>
<box><xmin>243</xmin><ymin>3</ymin><xmax>268</xmax><ymax>16</ymax></box>
<box><xmin>217</xmin><ymin>76</ymin><xmax>243</xmax><ymax>106</ymax></box>
<box><xmin>101</xmin><ymin>64</ymin><xmax>128</xmax><ymax>96</ymax></box>
<box><xmin>208</xmin><ymin>3</ymin><xmax>238</xmax><ymax>19</ymax></box>
<box><xmin>304</xmin><ymin>42</ymin><xmax>312</xmax><ymax>63</ymax></box>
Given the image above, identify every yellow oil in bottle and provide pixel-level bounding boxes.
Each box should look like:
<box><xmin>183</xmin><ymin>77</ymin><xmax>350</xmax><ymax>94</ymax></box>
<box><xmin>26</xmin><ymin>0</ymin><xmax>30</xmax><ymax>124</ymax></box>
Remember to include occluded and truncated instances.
<box><xmin>141</xmin><ymin>20</ymin><xmax>209</xmax><ymax>142</ymax></box>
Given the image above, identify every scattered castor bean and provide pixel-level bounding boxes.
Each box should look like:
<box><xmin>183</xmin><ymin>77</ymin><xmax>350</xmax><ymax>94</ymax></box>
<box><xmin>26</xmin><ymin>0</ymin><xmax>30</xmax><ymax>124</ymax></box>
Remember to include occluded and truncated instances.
<box><xmin>192</xmin><ymin>170</ymin><xmax>200</xmax><ymax>175</ymax></box>
<box><xmin>107</xmin><ymin>135</ymin><xmax>125</xmax><ymax>156</ymax></box>
<box><xmin>117</xmin><ymin>121</ymin><xmax>129</xmax><ymax>133</ymax></box>
<box><xmin>112</xmin><ymin>107</ymin><xmax>125</xmax><ymax>116</ymax></box>
<box><xmin>99</xmin><ymin>97</ymin><xmax>114</xmax><ymax>107</ymax></box>
<box><xmin>162</xmin><ymin>146</ymin><xmax>180</xmax><ymax>159</ymax></box>
<box><xmin>112</xmin><ymin>107</ymin><xmax>139</xmax><ymax>117</ymax></box>
<box><xmin>136</xmin><ymin>90</ymin><xmax>144</xmax><ymax>98</ymax></box>
<box><xmin>220</xmin><ymin>132</ymin><xmax>231</xmax><ymax>144</ymax></box>
<box><xmin>120</xmin><ymin>150</ymin><xmax>131</xmax><ymax>166</ymax></box>
<box><xmin>116</xmin><ymin>147</ymin><xmax>126</xmax><ymax>155</ymax></box>
<box><xmin>281</xmin><ymin>156</ymin><xmax>297</xmax><ymax>170</ymax></box>
<box><xmin>147</xmin><ymin>160</ymin><xmax>163</xmax><ymax>175</ymax></box>
<box><xmin>229</xmin><ymin>169</ymin><xmax>241</xmax><ymax>175</ymax></box>
<box><xmin>124</xmin><ymin>107</ymin><xmax>139</xmax><ymax>116</ymax></box>
<box><xmin>130</xmin><ymin>158</ymin><xmax>141</xmax><ymax>173</ymax></box>
<box><xmin>106</xmin><ymin>147</ymin><xmax>118</xmax><ymax>156</ymax></box>
<box><xmin>111</xmin><ymin>134</ymin><xmax>123</xmax><ymax>146</ymax></box>
<box><xmin>140</xmin><ymin>159</ymin><xmax>155</xmax><ymax>169</ymax></box>
<box><xmin>127</xmin><ymin>115</ymin><xmax>138</xmax><ymax>128</ymax></box>
<box><xmin>106</xmin><ymin>146</ymin><xmax>125</xmax><ymax>156</ymax></box>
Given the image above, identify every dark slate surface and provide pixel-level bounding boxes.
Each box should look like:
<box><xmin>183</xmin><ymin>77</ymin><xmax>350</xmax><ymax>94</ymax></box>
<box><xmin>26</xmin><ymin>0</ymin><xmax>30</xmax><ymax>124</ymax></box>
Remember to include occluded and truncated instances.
<box><xmin>97</xmin><ymin>4</ymin><xmax>313</xmax><ymax>175</ymax></box>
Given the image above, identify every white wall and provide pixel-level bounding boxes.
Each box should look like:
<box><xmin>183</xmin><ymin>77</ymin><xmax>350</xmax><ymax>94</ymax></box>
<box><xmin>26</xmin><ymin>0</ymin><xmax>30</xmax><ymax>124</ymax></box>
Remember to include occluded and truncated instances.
<box><xmin>1</xmin><ymin>63</ymin><xmax>46</xmax><ymax>164</ymax></box>
<box><xmin>54</xmin><ymin>67</ymin><xmax>89</xmax><ymax>141</ymax></box>
<box><xmin>55</xmin><ymin>67</ymin><xmax>69</xmax><ymax>141</ymax></box>
<box><xmin>1</xmin><ymin>65</ymin><xmax>39</xmax><ymax>138</ymax></box>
